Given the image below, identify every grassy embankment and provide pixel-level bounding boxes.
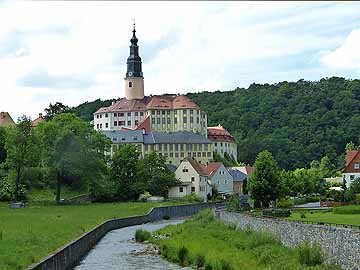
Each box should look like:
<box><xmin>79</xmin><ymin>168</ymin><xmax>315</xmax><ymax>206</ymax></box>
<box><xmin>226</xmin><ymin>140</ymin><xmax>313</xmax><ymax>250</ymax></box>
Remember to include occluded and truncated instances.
<box><xmin>0</xmin><ymin>196</ymin><xmax>176</xmax><ymax>270</ymax></box>
<box><xmin>151</xmin><ymin>210</ymin><xmax>341</xmax><ymax>270</ymax></box>
<box><xmin>288</xmin><ymin>205</ymin><xmax>360</xmax><ymax>226</ymax></box>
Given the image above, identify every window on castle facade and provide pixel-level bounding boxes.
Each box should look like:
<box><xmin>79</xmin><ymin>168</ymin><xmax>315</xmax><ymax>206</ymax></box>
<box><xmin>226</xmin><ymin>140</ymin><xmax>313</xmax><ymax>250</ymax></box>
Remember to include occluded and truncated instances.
<box><xmin>129</xmin><ymin>82</ymin><xmax>132</xmax><ymax>87</ymax></box>
<box><xmin>140</xmin><ymin>112</ymin><xmax>144</xmax><ymax>116</ymax></box>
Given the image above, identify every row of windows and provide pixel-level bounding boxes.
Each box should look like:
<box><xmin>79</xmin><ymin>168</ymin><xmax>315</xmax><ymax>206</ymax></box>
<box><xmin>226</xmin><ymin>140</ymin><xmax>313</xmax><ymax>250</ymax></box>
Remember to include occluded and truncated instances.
<box><xmin>151</xmin><ymin>109</ymin><xmax>201</xmax><ymax>116</ymax></box>
<box><xmin>114</xmin><ymin>120</ymin><xmax>138</xmax><ymax>126</ymax></box>
<box><xmin>144</xmin><ymin>143</ymin><xmax>209</xmax><ymax>152</ymax></box>
<box><xmin>214</xmin><ymin>142</ymin><xmax>234</xmax><ymax>147</ymax></box>
<box><xmin>97</xmin><ymin>123</ymin><xmax>108</xmax><ymax>129</ymax></box>
<box><xmin>179</xmin><ymin>186</ymin><xmax>197</xmax><ymax>192</ymax></box>
<box><xmin>151</xmin><ymin>116</ymin><xmax>203</xmax><ymax>125</ymax></box>
<box><xmin>151</xmin><ymin>151</ymin><xmax>211</xmax><ymax>158</ymax></box>
<box><xmin>96</xmin><ymin>112</ymin><xmax>144</xmax><ymax>119</ymax></box>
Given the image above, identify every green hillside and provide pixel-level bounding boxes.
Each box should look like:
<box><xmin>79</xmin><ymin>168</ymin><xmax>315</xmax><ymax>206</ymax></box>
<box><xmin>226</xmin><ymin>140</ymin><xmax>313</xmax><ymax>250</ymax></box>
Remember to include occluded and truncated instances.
<box><xmin>72</xmin><ymin>77</ymin><xmax>360</xmax><ymax>170</ymax></box>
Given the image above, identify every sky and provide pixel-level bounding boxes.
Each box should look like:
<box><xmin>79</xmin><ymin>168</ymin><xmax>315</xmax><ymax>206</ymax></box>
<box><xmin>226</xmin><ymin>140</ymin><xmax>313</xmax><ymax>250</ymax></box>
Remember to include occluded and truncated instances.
<box><xmin>1</xmin><ymin>1</ymin><xmax>360</xmax><ymax>120</ymax></box>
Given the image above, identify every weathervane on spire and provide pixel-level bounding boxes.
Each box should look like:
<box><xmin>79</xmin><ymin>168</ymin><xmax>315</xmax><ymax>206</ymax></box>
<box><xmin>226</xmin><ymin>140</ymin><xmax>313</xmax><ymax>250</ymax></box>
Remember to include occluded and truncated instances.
<box><xmin>132</xmin><ymin>18</ymin><xmax>136</xmax><ymax>31</ymax></box>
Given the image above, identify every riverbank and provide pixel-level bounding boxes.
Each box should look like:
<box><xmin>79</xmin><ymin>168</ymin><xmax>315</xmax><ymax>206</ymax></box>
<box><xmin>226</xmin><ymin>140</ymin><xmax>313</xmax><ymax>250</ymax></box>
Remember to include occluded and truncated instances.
<box><xmin>150</xmin><ymin>210</ymin><xmax>341</xmax><ymax>270</ymax></box>
<box><xmin>74</xmin><ymin>219</ymin><xmax>188</xmax><ymax>270</ymax></box>
<box><xmin>0</xmin><ymin>202</ymin><xmax>175</xmax><ymax>270</ymax></box>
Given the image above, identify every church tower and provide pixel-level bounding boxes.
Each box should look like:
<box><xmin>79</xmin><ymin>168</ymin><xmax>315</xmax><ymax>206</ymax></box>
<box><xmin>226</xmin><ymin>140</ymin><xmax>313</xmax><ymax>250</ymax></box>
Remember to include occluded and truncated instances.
<box><xmin>124</xmin><ymin>23</ymin><xmax>144</xmax><ymax>100</ymax></box>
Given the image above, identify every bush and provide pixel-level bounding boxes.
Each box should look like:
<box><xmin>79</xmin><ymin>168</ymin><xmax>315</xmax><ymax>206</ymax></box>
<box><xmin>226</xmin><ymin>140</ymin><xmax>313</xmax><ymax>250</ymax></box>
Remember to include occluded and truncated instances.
<box><xmin>138</xmin><ymin>191</ymin><xmax>152</xmax><ymax>202</ymax></box>
<box><xmin>178</xmin><ymin>246</ymin><xmax>189</xmax><ymax>266</ymax></box>
<box><xmin>205</xmin><ymin>262</ymin><xmax>213</xmax><ymax>270</ymax></box>
<box><xmin>0</xmin><ymin>177</ymin><xmax>12</xmax><ymax>201</ymax></box>
<box><xmin>135</xmin><ymin>229</ymin><xmax>151</xmax><ymax>242</ymax></box>
<box><xmin>180</xmin><ymin>193</ymin><xmax>203</xmax><ymax>203</ymax></box>
<box><xmin>277</xmin><ymin>198</ymin><xmax>294</xmax><ymax>208</ymax></box>
<box><xmin>356</xmin><ymin>194</ymin><xmax>360</xmax><ymax>205</ymax></box>
<box><xmin>298</xmin><ymin>241</ymin><xmax>324</xmax><ymax>266</ymax></box>
<box><xmin>195</xmin><ymin>254</ymin><xmax>205</xmax><ymax>269</ymax></box>
<box><xmin>333</xmin><ymin>204</ymin><xmax>360</xmax><ymax>215</ymax></box>
<box><xmin>344</xmin><ymin>189</ymin><xmax>355</xmax><ymax>202</ymax></box>
<box><xmin>218</xmin><ymin>259</ymin><xmax>233</xmax><ymax>270</ymax></box>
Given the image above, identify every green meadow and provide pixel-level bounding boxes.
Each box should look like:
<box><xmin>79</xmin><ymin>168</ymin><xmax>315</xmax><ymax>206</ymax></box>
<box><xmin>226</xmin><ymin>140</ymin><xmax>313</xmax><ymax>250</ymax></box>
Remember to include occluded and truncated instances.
<box><xmin>0</xmin><ymin>201</ymin><xmax>172</xmax><ymax>270</ymax></box>
<box><xmin>151</xmin><ymin>210</ymin><xmax>341</xmax><ymax>270</ymax></box>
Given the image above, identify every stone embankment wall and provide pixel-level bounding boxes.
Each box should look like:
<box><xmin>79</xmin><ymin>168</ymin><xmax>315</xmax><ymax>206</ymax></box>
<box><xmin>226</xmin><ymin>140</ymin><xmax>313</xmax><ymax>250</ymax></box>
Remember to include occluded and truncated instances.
<box><xmin>216</xmin><ymin>211</ymin><xmax>360</xmax><ymax>270</ymax></box>
<box><xmin>29</xmin><ymin>202</ymin><xmax>223</xmax><ymax>270</ymax></box>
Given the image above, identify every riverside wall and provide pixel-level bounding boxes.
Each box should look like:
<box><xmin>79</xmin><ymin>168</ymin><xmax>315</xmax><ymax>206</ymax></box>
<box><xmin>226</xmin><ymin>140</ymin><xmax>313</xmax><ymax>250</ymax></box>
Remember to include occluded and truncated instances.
<box><xmin>28</xmin><ymin>202</ymin><xmax>222</xmax><ymax>270</ymax></box>
<box><xmin>216</xmin><ymin>210</ymin><xmax>360</xmax><ymax>270</ymax></box>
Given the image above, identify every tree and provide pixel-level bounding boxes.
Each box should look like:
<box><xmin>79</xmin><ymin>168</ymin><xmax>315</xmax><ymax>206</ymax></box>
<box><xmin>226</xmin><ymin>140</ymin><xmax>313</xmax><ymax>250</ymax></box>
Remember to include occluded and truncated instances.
<box><xmin>44</xmin><ymin>102</ymin><xmax>71</xmax><ymax>121</ymax></box>
<box><xmin>110</xmin><ymin>144</ymin><xmax>141</xmax><ymax>201</ymax></box>
<box><xmin>248</xmin><ymin>150</ymin><xmax>280</xmax><ymax>208</ymax></box>
<box><xmin>345</xmin><ymin>141</ymin><xmax>356</xmax><ymax>151</ymax></box>
<box><xmin>319</xmin><ymin>156</ymin><xmax>335</xmax><ymax>178</ymax></box>
<box><xmin>35</xmin><ymin>113</ymin><xmax>109</xmax><ymax>204</ymax></box>
<box><xmin>0</xmin><ymin>127</ymin><xmax>7</xmax><ymax>165</ymax></box>
<box><xmin>138</xmin><ymin>152</ymin><xmax>179</xmax><ymax>198</ymax></box>
<box><xmin>5</xmin><ymin>116</ymin><xmax>38</xmax><ymax>200</ymax></box>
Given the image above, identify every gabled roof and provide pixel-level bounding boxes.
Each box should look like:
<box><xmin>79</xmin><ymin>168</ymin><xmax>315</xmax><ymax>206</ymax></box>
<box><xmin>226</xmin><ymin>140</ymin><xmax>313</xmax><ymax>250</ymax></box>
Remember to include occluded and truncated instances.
<box><xmin>344</xmin><ymin>150</ymin><xmax>360</xmax><ymax>172</ymax></box>
<box><xmin>183</xmin><ymin>157</ymin><xmax>208</xmax><ymax>176</ymax></box>
<box><xmin>346</xmin><ymin>150</ymin><xmax>360</xmax><ymax>167</ymax></box>
<box><xmin>94</xmin><ymin>94</ymin><xmax>200</xmax><ymax>114</ymax></box>
<box><xmin>227</xmin><ymin>168</ymin><xmax>248</xmax><ymax>182</ymax></box>
<box><xmin>166</xmin><ymin>164</ymin><xmax>177</xmax><ymax>173</ymax></box>
<box><xmin>31</xmin><ymin>114</ymin><xmax>45</xmax><ymax>127</ymax></box>
<box><xmin>201</xmin><ymin>162</ymin><xmax>222</xmax><ymax>177</ymax></box>
<box><xmin>0</xmin><ymin>112</ymin><xmax>15</xmax><ymax>126</ymax></box>
<box><xmin>135</xmin><ymin>115</ymin><xmax>151</xmax><ymax>132</ymax></box>
<box><xmin>229</xmin><ymin>166</ymin><xmax>253</xmax><ymax>177</ymax></box>
<box><xmin>207</xmin><ymin>125</ymin><xmax>235</xmax><ymax>143</ymax></box>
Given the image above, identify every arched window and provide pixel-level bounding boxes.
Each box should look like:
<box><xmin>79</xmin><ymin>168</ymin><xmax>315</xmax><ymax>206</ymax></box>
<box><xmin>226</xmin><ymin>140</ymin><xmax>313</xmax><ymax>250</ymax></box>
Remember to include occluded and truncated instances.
<box><xmin>129</xmin><ymin>81</ymin><xmax>133</xmax><ymax>87</ymax></box>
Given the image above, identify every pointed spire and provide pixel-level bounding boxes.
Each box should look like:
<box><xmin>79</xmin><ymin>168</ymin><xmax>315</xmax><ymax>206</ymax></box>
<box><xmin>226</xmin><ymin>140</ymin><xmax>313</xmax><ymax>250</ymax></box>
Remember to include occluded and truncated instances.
<box><xmin>126</xmin><ymin>20</ymin><xmax>142</xmax><ymax>78</ymax></box>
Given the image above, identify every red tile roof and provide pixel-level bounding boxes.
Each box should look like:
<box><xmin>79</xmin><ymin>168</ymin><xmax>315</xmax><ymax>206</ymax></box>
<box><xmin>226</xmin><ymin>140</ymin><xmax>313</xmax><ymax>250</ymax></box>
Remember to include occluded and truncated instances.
<box><xmin>95</xmin><ymin>94</ymin><xmax>199</xmax><ymax>114</ymax></box>
<box><xmin>344</xmin><ymin>150</ymin><xmax>360</xmax><ymax>173</ymax></box>
<box><xmin>183</xmin><ymin>157</ymin><xmax>208</xmax><ymax>176</ymax></box>
<box><xmin>135</xmin><ymin>115</ymin><xmax>151</xmax><ymax>132</ymax></box>
<box><xmin>201</xmin><ymin>162</ymin><xmax>222</xmax><ymax>177</ymax></box>
<box><xmin>0</xmin><ymin>112</ymin><xmax>15</xmax><ymax>126</ymax></box>
<box><xmin>207</xmin><ymin>125</ymin><xmax>235</xmax><ymax>143</ymax></box>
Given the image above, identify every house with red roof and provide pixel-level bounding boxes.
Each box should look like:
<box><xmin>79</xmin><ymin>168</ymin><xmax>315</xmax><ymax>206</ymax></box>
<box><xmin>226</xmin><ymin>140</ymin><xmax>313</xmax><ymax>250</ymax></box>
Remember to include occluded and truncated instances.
<box><xmin>207</xmin><ymin>124</ymin><xmax>237</xmax><ymax>161</ymax></box>
<box><xmin>343</xmin><ymin>150</ymin><xmax>360</xmax><ymax>187</ymax></box>
<box><xmin>31</xmin><ymin>113</ymin><xmax>46</xmax><ymax>128</ymax></box>
<box><xmin>168</xmin><ymin>157</ymin><xmax>233</xmax><ymax>200</ymax></box>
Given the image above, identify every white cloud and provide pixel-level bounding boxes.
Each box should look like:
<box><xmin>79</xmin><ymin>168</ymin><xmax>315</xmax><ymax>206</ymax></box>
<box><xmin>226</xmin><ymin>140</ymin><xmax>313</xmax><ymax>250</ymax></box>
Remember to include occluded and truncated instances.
<box><xmin>0</xmin><ymin>1</ymin><xmax>360</xmax><ymax>119</ymax></box>
<box><xmin>321</xmin><ymin>28</ymin><xmax>360</xmax><ymax>71</ymax></box>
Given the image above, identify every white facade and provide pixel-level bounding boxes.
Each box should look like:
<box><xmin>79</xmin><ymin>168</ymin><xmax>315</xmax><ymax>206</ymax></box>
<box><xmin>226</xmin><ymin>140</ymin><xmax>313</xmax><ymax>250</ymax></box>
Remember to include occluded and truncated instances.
<box><xmin>94</xmin><ymin>110</ymin><xmax>147</xmax><ymax>131</ymax></box>
<box><xmin>169</xmin><ymin>160</ymin><xmax>211</xmax><ymax>200</ymax></box>
<box><xmin>213</xmin><ymin>141</ymin><xmax>237</xmax><ymax>161</ymax></box>
<box><xmin>342</xmin><ymin>173</ymin><xmax>360</xmax><ymax>187</ymax></box>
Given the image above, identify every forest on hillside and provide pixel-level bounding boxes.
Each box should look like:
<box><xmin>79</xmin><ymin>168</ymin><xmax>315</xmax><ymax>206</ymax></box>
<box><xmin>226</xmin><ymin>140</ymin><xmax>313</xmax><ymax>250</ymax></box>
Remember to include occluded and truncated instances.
<box><xmin>72</xmin><ymin>77</ymin><xmax>360</xmax><ymax>170</ymax></box>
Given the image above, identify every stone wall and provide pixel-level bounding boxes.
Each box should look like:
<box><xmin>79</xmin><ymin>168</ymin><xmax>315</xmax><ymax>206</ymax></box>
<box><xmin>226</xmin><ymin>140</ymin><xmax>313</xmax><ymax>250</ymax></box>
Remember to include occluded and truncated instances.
<box><xmin>216</xmin><ymin>211</ymin><xmax>360</xmax><ymax>270</ymax></box>
<box><xmin>29</xmin><ymin>202</ymin><xmax>223</xmax><ymax>270</ymax></box>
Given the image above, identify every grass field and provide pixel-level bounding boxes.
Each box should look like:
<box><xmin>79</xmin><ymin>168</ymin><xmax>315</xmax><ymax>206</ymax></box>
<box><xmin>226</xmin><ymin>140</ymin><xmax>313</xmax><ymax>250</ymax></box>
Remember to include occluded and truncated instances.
<box><xmin>0</xmin><ymin>201</ymin><xmax>173</xmax><ymax>270</ymax></box>
<box><xmin>288</xmin><ymin>205</ymin><xmax>360</xmax><ymax>226</ymax></box>
<box><xmin>151</xmin><ymin>210</ymin><xmax>340</xmax><ymax>270</ymax></box>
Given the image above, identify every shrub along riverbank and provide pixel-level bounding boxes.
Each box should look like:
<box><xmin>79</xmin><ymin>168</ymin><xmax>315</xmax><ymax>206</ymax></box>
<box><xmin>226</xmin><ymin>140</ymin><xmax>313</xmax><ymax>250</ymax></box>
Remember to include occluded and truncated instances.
<box><xmin>0</xmin><ymin>202</ymin><xmax>175</xmax><ymax>270</ymax></box>
<box><xmin>150</xmin><ymin>210</ymin><xmax>341</xmax><ymax>270</ymax></box>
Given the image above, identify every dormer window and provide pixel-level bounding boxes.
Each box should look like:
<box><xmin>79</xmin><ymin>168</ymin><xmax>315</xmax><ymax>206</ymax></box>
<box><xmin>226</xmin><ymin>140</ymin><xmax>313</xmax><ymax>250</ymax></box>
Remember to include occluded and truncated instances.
<box><xmin>355</xmin><ymin>163</ymin><xmax>360</xmax><ymax>170</ymax></box>
<box><xmin>129</xmin><ymin>82</ymin><xmax>133</xmax><ymax>87</ymax></box>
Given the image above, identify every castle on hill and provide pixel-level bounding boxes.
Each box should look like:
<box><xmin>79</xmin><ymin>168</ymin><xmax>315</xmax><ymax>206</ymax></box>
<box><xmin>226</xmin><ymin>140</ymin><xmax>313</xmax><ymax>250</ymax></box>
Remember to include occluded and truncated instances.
<box><xmin>94</xmin><ymin>25</ymin><xmax>237</xmax><ymax>166</ymax></box>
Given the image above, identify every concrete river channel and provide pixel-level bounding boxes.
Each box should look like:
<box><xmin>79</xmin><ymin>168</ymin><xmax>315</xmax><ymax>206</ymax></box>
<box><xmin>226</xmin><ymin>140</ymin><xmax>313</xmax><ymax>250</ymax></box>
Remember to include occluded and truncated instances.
<box><xmin>73</xmin><ymin>219</ymin><xmax>189</xmax><ymax>270</ymax></box>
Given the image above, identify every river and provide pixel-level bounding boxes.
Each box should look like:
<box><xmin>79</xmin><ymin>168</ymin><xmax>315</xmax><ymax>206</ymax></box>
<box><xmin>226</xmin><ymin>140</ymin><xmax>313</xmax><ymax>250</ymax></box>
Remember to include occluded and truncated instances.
<box><xmin>73</xmin><ymin>219</ymin><xmax>189</xmax><ymax>270</ymax></box>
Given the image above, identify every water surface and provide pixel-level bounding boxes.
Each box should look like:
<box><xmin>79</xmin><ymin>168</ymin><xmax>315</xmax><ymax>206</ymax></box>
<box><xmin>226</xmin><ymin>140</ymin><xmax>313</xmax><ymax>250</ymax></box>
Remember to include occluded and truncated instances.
<box><xmin>74</xmin><ymin>219</ymin><xmax>188</xmax><ymax>270</ymax></box>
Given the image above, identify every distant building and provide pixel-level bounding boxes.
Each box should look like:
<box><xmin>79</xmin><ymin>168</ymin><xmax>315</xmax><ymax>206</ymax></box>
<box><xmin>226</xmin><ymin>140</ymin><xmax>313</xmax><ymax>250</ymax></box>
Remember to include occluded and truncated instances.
<box><xmin>31</xmin><ymin>113</ymin><xmax>46</xmax><ymax>128</ymax></box>
<box><xmin>228</xmin><ymin>167</ymin><xmax>248</xmax><ymax>194</ymax></box>
<box><xmin>102</xmin><ymin>130</ymin><xmax>213</xmax><ymax>166</ymax></box>
<box><xmin>0</xmin><ymin>112</ymin><xmax>15</xmax><ymax>126</ymax></box>
<box><xmin>207</xmin><ymin>125</ymin><xmax>237</xmax><ymax>161</ymax></box>
<box><xmin>92</xmin><ymin>24</ymin><xmax>237</xmax><ymax>166</ymax></box>
<box><xmin>202</xmin><ymin>162</ymin><xmax>233</xmax><ymax>195</ymax></box>
<box><xmin>169</xmin><ymin>157</ymin><xmax>212</xmax><ymax>200</ymax></box>
<box><xmin>343</xmin><ymin>150</ymin><xmax>360</xmax><ymax>187</ymax></box>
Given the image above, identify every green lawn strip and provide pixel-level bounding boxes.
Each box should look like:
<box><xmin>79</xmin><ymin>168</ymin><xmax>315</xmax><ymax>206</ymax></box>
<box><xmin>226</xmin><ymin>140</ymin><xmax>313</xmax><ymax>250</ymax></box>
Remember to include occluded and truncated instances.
<box><xmin>150</xmin><ymin>210</ymin><xmax>340</xmax><ymax>270</ymax></box>
<box><xmin>288</xmin><ymin>208</ymin><xmax>360</xmax><ymax>226</ymax></box>
<box><xmin>0</xmin><ymin>202</ymin><xmax>173</xmax><ymax>270</ymax></box>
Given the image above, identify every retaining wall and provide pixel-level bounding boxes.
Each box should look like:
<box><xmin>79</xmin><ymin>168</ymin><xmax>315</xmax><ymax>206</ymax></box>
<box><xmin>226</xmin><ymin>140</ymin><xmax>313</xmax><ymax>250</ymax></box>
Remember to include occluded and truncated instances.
<box><xmin>29</xmin><ymin>202</ymin><xmax>222</xmax><ymax>270</ymax></box>
<box><xmin>216</xmin><ymin>210</ymin><xmax>360</xmax><ymax>270</ymax></box>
